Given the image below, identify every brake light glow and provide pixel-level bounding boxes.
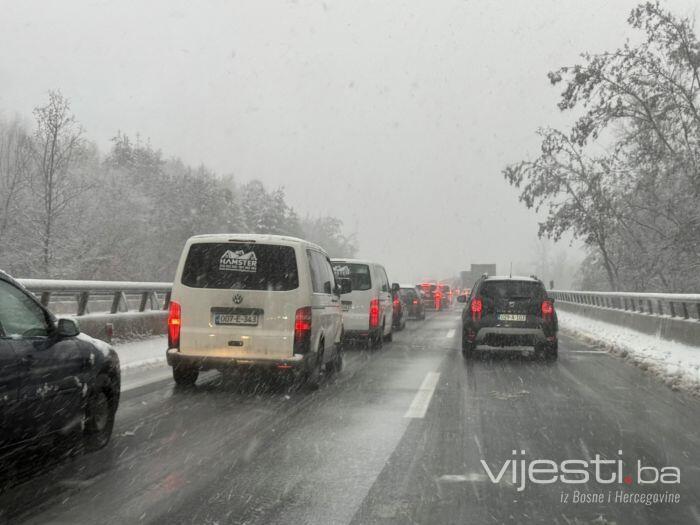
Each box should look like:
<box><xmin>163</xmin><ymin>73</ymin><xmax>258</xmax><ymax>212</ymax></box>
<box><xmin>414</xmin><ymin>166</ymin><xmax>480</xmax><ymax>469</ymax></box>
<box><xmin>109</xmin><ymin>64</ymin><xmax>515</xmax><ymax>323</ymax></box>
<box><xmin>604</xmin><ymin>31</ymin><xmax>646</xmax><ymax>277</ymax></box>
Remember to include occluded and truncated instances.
<box><xmin>471</xmin><ymin>297</ymin><xmax>484</xmax><ymax>315</ymax></box>
<box><xmin>294</xmin><ymin>306</ymin><xmax>312</xmax><ymax>353</ymax></box>
<box><xmin>542</xmin><ymin>300</ymin><xmax>554</xmax><ymax>319</ymax></box>
<box><xmin>369</xmin><ymin>298</ymin><xmax>380</xmax><ymax>328</ymax></box>
<box><xmin>168</xmin><ymin>301</ymin><xmax>181</xmax><ymax>349</ymax></box>
<box><xmin>412</xmin><ymin>299</ymin><xmax>418</xmax><ymax>305</ymax></box>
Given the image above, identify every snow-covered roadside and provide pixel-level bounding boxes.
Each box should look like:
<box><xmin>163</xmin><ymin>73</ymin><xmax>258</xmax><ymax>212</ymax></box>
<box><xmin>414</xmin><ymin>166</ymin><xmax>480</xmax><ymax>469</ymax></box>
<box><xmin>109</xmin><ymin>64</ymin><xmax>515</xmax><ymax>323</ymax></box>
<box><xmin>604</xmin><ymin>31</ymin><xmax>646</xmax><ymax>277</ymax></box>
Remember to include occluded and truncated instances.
<box><xmin>112</xmin><ymin>335</ymin><xmax>167</xmax><ymax>370</ymax></box>
<box><xmin>558</xmin><ymin>310</ymin><xmax>700</xmax><ymax>395</ymax></box>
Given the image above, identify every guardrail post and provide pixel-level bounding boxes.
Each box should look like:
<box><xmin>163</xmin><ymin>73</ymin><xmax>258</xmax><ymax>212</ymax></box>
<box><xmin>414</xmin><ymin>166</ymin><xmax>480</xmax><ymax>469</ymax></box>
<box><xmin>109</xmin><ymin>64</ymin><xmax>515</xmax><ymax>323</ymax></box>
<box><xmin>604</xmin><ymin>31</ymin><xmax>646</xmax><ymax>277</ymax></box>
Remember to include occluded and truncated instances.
<box><xmin>139</xmin><ymin>291</ymin><xmax>150</xmax><ymax>312</ymax></box>
<box><xmin>77</xmin><ymin>292</ymin><xmax>90</xmax><ymax>316</ymax></box>
<box><xmin>681</xmin><ymin>302</ymin><xmax>689</xmax><ymax>320</ymax></box>
<box><xmin>111</xmin><ymin>291</ymin><xmax>128</xmax><ymax>314</ymax></box>
<box><xmin>40</xmin><ymin>292</ymin><xmax>51</xmax><ymax>307</ymax></box>
<box><xmin>163</xmin><ymin>291</ymin><xmax>171</xmax><ymax>310</ymax></box>
<box><xmin>647</xmin><ymin>299</ymin><xmax>653</xmax><ymax>314</ymax></box>
<box><xmin>669</xmin><ymin>302</ymin><xmax>676</xmax><ymax>318</ymax></box>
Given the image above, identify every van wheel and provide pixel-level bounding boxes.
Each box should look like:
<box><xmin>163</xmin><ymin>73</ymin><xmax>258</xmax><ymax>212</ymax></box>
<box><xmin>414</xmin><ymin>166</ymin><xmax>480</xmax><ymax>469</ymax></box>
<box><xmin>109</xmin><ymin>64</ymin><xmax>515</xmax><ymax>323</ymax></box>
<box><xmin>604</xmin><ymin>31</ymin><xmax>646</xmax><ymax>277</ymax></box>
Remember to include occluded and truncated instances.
<box><xmin>370</xmin><ymin>331</ymin><xmax>383</xmax><ymax>350</ymax></box>
<box><xmin>306</xmin><ymin>348</ymin><xmax>323</xmax><ymax>390</ymax></box>
<box><xmin>83</xmin><ymin>377</ymin><xmax>116</xmax><ymax>452</ymax></box>
<box><xmin>173</xmin><ymin>364</ymin><xmax>199</xmax><ymax>386</ymax></box>
<box><xmin>328</xmin><ymin>344</ymin><xmax>343</xmax><ymax>374</ymax></box>
<box><xmin>384</xmin><ymin>328</ymin><xmax>393</xmax><ymax>342</ymax></box>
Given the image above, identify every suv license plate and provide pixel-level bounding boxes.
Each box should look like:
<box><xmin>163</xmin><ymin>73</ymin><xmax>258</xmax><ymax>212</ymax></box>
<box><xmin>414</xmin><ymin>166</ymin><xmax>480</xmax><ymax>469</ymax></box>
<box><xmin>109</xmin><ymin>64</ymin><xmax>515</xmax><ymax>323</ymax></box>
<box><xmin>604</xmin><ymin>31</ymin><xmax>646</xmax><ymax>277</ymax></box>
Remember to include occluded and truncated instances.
<box><xmin>214</xmin><ymin>313</ymin><xmax>259</xmax><ymax>326</ymax></box>
<box><xmin>498</xmin><ymin>314</ymin><xmax>526</xmax><ymax>322</ymax></box>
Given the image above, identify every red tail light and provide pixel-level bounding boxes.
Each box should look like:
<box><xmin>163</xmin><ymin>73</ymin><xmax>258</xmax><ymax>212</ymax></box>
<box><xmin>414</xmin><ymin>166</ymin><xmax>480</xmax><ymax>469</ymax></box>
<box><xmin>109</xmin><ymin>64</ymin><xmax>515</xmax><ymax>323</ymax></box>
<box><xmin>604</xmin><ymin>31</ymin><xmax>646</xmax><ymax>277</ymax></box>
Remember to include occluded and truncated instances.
<box><xmin>294</xmin><ymin>306</ymin><xmax>312</xmax><ymax>353</ymax></box>
<box><xmin>412</xmin><ymin>299</ymin><xmax>418</xmax><ymax>305</ymax></box>
<box><xmin>542</xmin><ymin>300</ymin><xmax>554</xmax><ymax>319</ymax></box>
<box><xmin>393</xmin><ymin>297</ymin><xmax>400</xmax><ymax>306</ymax></box>
<box><xmin>168</xmin><ymin>301</ymin><xmax>181</xmax><ymax>349</ymax></box>
<box><xmin>369</xmin><ymin>298</ymin><xmax>380</xmax><ymax>328</ymax></box>
<box><xmin>470</xmin><ymin>297</ymin><xmax>483</xmax><ymax>320</ymax></box>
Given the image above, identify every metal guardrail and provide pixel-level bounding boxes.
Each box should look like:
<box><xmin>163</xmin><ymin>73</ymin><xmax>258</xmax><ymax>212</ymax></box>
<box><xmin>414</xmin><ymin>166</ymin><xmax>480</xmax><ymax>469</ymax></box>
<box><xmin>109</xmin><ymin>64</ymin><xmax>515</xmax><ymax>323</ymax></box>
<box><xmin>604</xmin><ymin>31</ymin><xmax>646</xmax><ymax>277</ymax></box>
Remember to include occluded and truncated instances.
<box><xmin>18</xmin><ymin>279</ymin><xmax>173</xmax><ymax>316</ymax></box>
<box><xmin>550</xmin><ymin>290</ymin><xmax>700</xmax><ymax>321</ymax></box>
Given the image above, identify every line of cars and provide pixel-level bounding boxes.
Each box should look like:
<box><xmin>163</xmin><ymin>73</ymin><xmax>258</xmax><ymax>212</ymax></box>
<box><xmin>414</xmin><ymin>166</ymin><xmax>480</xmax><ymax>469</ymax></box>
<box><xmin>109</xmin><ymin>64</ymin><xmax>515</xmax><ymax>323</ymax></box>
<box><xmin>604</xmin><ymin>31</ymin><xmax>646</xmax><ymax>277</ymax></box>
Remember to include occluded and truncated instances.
<box><xmin>0</xmin><ymin>233</ymin><xmax>435</xmax><ymax>461</ymax></box>
<box><xmin>166</xmin><ymin>234</ymin><xmax>426</xmax><ymax>388</ymax></box>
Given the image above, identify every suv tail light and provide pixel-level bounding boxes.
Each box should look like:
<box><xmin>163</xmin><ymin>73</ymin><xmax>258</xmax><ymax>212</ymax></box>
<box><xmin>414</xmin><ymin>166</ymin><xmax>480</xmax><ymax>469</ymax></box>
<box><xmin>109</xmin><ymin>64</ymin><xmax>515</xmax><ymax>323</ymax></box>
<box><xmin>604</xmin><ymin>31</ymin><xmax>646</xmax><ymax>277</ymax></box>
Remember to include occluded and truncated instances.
<box><xmin>541</xmin><ymin>300</ymin><xmax>554</xmax><ymax>320</ymax></box>
<box><xmin>294</xmin><ymin>306</ymin><xmax>312</xmax><ymax>353</ymax></box>
<box><xmin>369</xmin><ymin>298</ymin><xmax>380</xmax><ymax>328</ymax></box>
<box><xmin>168</xmin><ymin>301</ymin><xmax>181</xmax><ymax>349</ymax></box>
<box><xmin>470</xmin><ymin>297</ymin><xmax>483</xmax><ymax>320</ymax></box>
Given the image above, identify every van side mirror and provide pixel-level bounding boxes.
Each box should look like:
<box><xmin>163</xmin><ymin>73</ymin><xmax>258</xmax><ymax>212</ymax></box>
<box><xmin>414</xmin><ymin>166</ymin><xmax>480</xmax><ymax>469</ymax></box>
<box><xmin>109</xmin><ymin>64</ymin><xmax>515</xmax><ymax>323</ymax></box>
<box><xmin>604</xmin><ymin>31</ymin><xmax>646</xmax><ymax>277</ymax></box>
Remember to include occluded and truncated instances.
<box><xmin>337</xmin><ymin>278</ymin><xmax>352</xmax><ymax>295</ymax></box>
<box><xmin>57</xmin><ymin>318</ymin><xmax>80</xmax><ymax>337</ymax></box>
<box><xmin>391</xmin><ymin>283</ymin><xmax>400</xmax><ymax>293</ymax></box>
<box><xmin>456</xmin><ymin>295</ymin><xmax>467</xmax><ymax>303</ymax></box>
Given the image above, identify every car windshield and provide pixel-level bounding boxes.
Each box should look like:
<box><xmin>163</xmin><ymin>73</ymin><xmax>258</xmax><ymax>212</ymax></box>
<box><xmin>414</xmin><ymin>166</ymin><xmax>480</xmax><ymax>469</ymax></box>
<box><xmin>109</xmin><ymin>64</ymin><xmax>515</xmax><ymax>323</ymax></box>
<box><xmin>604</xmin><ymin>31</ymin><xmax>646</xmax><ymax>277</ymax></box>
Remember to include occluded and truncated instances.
<box><xmin>1</xmin><ymin>2</ymin><xmax>699</xmax><ymax>524</ymax></box>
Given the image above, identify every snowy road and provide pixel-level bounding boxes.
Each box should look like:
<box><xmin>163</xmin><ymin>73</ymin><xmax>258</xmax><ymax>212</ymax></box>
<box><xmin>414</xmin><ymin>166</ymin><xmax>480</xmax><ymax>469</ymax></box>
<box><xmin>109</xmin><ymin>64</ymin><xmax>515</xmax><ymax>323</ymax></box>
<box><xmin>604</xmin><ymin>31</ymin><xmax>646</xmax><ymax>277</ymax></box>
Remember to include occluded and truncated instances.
<box><xmin>1</xmin><ymin>311</ymin><xmax>700</xmax><ymax>524</ymax></box>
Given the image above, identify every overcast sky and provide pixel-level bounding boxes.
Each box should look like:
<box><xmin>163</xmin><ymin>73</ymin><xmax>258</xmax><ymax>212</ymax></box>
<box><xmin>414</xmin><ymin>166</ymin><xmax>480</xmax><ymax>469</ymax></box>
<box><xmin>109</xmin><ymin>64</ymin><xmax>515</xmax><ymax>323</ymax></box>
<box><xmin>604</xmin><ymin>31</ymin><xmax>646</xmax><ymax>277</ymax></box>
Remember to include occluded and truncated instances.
<box><xmin>1</xmin><ymin>0</ymin><xmax>697</xmax><ymax>283</ymax></box>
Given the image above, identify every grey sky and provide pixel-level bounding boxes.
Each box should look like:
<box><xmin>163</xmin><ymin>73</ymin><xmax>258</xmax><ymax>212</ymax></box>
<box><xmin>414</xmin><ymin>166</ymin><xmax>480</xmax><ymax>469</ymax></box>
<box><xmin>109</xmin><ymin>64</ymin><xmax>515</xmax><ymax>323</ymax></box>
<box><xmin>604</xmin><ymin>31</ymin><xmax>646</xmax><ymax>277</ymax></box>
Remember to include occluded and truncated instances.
<box><xmin>1</xmin><ymin>0</ymin><xmax>697</xmax><ymax>283</ymax></box>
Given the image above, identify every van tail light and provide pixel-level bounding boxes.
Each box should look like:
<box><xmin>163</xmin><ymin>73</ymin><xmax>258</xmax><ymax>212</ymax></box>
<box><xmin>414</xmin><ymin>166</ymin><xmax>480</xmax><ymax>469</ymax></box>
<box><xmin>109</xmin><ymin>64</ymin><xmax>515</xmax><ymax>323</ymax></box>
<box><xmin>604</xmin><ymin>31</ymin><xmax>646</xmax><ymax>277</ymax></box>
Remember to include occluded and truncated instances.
<box><xmin>541</xmin><ymin>300</ymin><xmax>554</xmax><ymax>320</ymax></box>
<box><xmin>369</xmin><ymin>299</ymin><xmax>380</xmax><ymax>328</ymax></box>
<box><xmin>294</xmin><ymin>306</ymin><xmax>312</xmax><ymax>354</ymax></box>
<box><xmin>470</xmin><ymin>297</ymin><xmax>483</xmax><ymax>320</ymax></box>
<box><xmin>412</xmin><ymin>299</ymin><xmax>418</xmax><ymax>305</ymax></box>
<box><xmin>168</xmin><ymin>301</ymin><xmax>181</xmax><ymax>349</ymax></box>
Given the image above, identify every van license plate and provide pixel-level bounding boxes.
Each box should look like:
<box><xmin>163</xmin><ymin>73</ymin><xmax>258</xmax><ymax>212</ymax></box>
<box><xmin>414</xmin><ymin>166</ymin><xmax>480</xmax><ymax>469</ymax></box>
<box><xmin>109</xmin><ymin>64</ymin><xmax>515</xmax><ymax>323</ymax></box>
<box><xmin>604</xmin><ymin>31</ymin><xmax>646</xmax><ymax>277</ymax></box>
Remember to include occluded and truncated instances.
<box><xmin>214</xmin><ymin>313</ymin><xmax>258</xmax><ymax>326</ymax></box>
<box><xmin>498</xmin><ymin>314</ymin><xmax>526</xmax><ymax>322</ymax></box>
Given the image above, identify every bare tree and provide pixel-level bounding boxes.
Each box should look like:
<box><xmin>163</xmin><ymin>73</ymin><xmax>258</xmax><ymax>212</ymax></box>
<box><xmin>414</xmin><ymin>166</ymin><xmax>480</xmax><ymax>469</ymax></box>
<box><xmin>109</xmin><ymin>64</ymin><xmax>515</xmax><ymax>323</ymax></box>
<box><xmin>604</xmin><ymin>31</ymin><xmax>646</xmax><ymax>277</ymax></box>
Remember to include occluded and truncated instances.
<box><xmin>31</xmin><ymin>91</ymin><xmax>87</xmax><ymax>275</ymax></box>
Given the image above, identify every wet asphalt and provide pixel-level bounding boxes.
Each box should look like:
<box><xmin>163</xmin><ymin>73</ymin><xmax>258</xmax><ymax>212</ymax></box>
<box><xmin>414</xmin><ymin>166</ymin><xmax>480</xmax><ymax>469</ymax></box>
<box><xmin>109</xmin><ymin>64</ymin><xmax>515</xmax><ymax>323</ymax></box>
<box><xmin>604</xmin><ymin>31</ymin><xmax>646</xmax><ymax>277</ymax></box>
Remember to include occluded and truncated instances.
<box><xmin>1</xmin><ymin>310</ymin><xmax>699</xmax><ymax>524</ymax></box>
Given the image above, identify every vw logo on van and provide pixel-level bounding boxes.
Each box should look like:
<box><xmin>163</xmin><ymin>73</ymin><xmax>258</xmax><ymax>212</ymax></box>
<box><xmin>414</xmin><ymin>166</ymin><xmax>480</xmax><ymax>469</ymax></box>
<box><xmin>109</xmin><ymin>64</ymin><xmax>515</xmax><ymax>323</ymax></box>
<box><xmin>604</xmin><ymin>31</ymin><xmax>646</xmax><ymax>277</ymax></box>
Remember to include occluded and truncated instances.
<box><xmin>233</xmin><ymin>294</ymin><xmax>243</xmax><ymax>304</ymax></box>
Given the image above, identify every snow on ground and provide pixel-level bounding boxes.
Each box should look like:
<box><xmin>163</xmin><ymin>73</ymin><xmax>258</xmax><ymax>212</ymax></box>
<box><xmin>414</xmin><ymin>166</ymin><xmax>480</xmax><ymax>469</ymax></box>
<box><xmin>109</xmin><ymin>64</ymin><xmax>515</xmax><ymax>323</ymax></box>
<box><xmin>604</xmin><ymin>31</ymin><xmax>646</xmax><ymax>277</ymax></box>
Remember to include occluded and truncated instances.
<box><xmin>113</xmin><ymin>335</ymin><xmax>166</xmax><ymax>370</ymax></box>
<box><xmin>559</xmin><ymin>310</ymin><xmax>700</xmax><ymax>395</ymax></box>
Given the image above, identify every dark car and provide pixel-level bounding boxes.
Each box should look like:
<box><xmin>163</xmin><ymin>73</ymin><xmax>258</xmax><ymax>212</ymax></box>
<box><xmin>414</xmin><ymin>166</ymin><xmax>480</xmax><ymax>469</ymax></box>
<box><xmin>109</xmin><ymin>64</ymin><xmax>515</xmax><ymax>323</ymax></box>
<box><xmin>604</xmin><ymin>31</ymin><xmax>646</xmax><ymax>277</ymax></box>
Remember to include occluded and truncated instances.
<box><xmin>391</xmin><ymin>290</ymin><xmax>407</xmax><ymax>331</ymax></box>
<box><xmin>0</xmin><ymin>271</ymin><xmax>121</xmax><ymax>457</ymax></box>
<box><xmin>458</xmin><ymin>276</ymin><xmax>558</xmax><ymax>360</ymax></box>
<box><xmin>417</xmin><ymin>282</ymin><xmax>443</xmax><ymax>310</ymax></box>
<box><xmin>399</xmin><ymin>285</ymin><xmax>425</xmax><ymax>320</ymax></box>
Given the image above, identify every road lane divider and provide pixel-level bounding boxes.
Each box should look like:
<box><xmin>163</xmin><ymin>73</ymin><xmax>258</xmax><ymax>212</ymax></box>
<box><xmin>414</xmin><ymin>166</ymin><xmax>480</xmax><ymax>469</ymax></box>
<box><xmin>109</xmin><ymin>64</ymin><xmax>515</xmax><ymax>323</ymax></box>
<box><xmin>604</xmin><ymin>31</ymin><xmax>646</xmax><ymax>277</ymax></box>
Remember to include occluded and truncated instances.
<box><xmin>404</xmin><ymin>372</ymin><xmax>441</xmax><ymax>419</ymax></box>
<box><xmin>446</xmin><ymin>329</ymin><xmax>455</xmax><ymax>338</ymax></box>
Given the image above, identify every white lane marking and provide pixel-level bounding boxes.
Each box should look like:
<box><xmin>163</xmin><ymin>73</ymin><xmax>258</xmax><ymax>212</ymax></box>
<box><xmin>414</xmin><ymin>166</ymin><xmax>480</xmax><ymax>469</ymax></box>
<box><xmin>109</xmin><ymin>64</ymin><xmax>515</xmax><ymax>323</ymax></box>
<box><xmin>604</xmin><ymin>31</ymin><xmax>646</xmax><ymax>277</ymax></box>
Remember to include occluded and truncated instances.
<box><xmin>446</xmin><ymin>329</ymin><xmax>456</xmax><ymax>338</ymax></box>
<box><xmin>569</xmin><ymin>350</ymin><xmax>606</xmax><ymax>354</ymax></box>
<box><xmin>437</xmin><ymin>473</ymin><xmax>488</xmax><ymax>483</ymax></box>
<box><xmin>404</xmin><ymin>372</ymin><xmax>440</xmax><ymax>419</ymax></box>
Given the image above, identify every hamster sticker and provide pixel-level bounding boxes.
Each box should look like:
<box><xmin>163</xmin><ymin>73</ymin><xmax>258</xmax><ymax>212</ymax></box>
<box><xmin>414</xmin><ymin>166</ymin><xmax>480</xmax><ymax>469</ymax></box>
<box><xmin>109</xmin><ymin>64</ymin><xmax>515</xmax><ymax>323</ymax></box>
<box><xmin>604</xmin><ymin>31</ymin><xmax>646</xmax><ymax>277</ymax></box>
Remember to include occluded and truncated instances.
<box><xmin>220</xmin><ymin>250</ymin><xmax>258</xmax><ymax>273</ymax></box>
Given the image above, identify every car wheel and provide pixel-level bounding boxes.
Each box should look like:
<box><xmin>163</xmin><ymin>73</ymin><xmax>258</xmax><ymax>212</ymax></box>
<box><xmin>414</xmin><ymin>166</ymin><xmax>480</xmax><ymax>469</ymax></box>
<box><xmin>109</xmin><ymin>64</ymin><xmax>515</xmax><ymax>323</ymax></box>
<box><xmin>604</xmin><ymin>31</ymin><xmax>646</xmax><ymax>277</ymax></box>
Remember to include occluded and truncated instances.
<box><xmin>385</xmin><ymin>328</ymin><xmax>393</xmax><ymax>342</ymax></box>
<box><xmin>371</xmin><ymin>330</ymin><xmax>383</xmax><ymax>350</ymax></box>
<box><xmin>420</xmin><ymin>311</ymin><xmax>426</xmax><ymax>320</ymax></box>
<box><xmin>172</xmin><ymin>364</ymin><xmax>199</xmax><ymax>386</ymax></box>
<box><xmin>83</xmin><ymin>377</ymin><xmax>116</xmax><ymax>452</ymax></box>
<box><xmin>462</xmin><ymin>333</ymin><xmax>475</xmax><ymax>359</ymax></box>
<box><xmin>328</xmin><ymin>343</ymin><xmax>344</xmax><ymax>374</ymax></box>
<box><xmin>306</xmin><ymin>348</ymin><xmax>324</xmax><ymax>390</ymax></box>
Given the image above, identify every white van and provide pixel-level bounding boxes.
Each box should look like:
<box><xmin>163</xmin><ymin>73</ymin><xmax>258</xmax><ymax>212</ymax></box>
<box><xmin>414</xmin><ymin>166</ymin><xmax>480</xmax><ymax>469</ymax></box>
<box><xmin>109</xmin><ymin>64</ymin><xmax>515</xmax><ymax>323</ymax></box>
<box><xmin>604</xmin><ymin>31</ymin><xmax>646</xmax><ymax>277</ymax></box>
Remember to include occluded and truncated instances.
<box><xmin>330</xmin><ymin>258</ymin><xmax>394</xmax><ymax>348</ymax></box>
<box><xmin>166</xmin><ymin>234</ymin><xmax>351</xmax><ymax>387</ymax></box>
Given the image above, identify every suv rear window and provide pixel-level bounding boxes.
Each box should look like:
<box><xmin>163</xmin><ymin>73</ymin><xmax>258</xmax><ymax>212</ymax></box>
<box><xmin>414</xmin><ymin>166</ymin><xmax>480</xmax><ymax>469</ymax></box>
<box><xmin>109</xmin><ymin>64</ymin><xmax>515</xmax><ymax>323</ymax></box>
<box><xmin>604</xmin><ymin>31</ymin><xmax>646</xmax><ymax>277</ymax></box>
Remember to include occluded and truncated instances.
<box><xmin>399</xmin><ymin>288</ymin><xmax>418</xmax><ymax>301</ymax></box>
<box><xmin>479</xmin><ymin>280</ymin><xmax>544</xmax><ymax>300</ymax></box>
<box><xmin>332</xmin><ymin>263</ymin><xmax>371</xmax><ymax>291</ymax></box>
<box><xmin>181</xmin><ymin>243</ymin><xmax>299</xmax><ymax>291</ymax></box>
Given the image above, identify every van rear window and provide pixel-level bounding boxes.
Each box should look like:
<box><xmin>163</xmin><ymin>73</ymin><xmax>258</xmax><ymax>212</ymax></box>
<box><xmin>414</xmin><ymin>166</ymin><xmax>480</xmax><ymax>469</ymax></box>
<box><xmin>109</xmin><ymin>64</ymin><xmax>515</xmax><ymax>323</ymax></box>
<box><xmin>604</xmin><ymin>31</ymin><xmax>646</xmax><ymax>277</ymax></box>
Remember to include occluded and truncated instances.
<box><xmin>181</xmin><ymin>243</ymin><xmax>299</xmax><ymax>291</ymax></box>
<box><xmin>331</xmin><ymin>263</ymin><xmax>371</xmax><ymax>291</ymax></box>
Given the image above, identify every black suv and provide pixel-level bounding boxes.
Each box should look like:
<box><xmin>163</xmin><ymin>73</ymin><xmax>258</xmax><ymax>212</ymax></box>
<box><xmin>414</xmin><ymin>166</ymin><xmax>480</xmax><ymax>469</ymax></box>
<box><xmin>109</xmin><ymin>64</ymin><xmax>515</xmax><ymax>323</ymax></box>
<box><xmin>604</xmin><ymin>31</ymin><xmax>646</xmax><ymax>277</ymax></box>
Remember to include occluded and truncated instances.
<box><xmin>0</xmin><ymin>271</ymin><xmax>121</xmax><ymax>457</ymax></box>
<box><xmin>457</xmin><ymin>276</ymin><xmax>558</xmax><ymax>360</ymax></box>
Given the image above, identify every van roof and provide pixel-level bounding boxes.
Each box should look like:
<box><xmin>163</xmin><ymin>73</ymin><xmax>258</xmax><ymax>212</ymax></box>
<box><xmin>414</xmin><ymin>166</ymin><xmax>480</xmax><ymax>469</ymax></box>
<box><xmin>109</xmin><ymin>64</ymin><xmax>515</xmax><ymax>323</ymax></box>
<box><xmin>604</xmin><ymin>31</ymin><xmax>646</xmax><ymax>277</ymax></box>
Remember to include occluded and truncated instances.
<box><xmin>330</xmin><ymin>258</ymin><xmax>382</xmax><ymax>267</ymax></box>
<box><xmin>187</xmin><ymin>233</ymin><xmax>325</xmax><ymax>253</ymax></box>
